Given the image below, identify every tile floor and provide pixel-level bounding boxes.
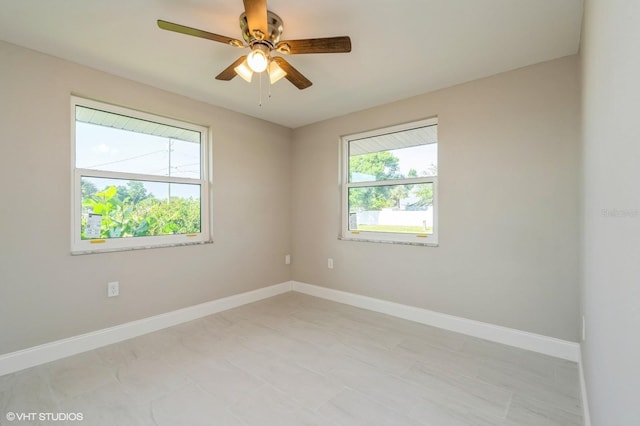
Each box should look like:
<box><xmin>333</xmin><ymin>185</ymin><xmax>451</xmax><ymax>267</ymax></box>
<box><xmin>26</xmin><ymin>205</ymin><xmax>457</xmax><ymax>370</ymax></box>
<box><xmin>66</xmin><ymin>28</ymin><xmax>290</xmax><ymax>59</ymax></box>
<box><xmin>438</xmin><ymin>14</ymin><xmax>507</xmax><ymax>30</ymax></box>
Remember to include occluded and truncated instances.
<box><xmin>0</xmin><ymin>292</ymin><xmax>583</xmax><ymax>425</ymax></box>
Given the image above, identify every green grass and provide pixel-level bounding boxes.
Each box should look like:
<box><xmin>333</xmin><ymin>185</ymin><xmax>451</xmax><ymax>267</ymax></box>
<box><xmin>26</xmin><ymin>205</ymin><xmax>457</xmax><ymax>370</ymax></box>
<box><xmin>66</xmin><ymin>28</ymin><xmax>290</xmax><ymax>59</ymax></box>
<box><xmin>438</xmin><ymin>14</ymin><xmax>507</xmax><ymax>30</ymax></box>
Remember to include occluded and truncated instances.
<box><xmin>355</xmin><ymin>224</ymin><xmax>433</xmax><ymax>234</ymax></box>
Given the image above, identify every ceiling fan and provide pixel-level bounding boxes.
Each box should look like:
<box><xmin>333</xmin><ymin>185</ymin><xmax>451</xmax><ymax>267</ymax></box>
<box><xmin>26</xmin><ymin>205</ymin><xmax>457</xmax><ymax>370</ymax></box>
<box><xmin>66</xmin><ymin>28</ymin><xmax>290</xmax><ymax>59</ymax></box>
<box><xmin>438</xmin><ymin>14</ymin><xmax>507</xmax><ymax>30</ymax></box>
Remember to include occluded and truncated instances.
<box><xmin>157</xmin><ymin>0</ymin><xmax>352</xmax><ymax>90</ymax></box>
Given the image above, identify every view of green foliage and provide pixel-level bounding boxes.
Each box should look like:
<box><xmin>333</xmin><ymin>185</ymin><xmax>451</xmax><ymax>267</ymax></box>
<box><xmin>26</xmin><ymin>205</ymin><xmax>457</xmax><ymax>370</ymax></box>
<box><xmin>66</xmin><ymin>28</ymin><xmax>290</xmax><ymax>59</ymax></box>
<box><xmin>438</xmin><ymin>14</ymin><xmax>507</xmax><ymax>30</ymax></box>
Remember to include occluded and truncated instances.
<box><xmin>349</xmin><ymin>152</ymin><xmax>403</xmax><ymax>210</ymax></box>
<box><xmin>348</xmin><ymin>151</ymin><xmax>433</xmax><ymax>211</ymax></box>
<box><xmin>80</xmin><ymin>180</ymin><xmax>200</xmax><ymax>239</ymax></box>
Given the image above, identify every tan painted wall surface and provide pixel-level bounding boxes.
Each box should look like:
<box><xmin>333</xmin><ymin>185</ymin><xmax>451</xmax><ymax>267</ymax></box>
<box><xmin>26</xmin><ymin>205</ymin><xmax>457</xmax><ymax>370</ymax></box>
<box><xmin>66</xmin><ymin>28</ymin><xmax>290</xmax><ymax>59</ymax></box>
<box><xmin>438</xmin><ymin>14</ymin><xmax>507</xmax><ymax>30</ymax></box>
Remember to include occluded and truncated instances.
<box><xmin>0</xmin><ymin>41</ymin><xmax>292</xmax><ymax>354</ymax></box>
<box><xmin>291</xmin><ymin>56</ymin><xmax>581</xmax><ymax>341</ymax></box>
<box><xmin>0</xmin><ymin>39</ymin><xmax>582</xmax><ymax>356</ymax></box>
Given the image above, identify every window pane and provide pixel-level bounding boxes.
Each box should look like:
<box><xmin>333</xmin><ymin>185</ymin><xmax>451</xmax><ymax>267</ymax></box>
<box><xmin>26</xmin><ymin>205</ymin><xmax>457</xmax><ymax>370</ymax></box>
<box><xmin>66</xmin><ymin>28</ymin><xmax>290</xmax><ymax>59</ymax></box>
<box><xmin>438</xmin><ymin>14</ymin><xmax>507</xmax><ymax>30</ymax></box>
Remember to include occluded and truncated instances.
<box><xmin>75</xmin><ymin>107</ymin><xmax>201</xmax><ymax>178</ymax></box>
<box><xmin>348</xmin><ymin>183</ymin><xmax>434</xmax><ymax>234</ymax></box>
<box><xmin>348</xmin><ymin>125</ymin><xmax>437</xmax><ymax>183</ymax></box>
<box><xmin>80</xmin><ymin>177</ymin><xmax>201</xmax><ymax>240</ymax></box>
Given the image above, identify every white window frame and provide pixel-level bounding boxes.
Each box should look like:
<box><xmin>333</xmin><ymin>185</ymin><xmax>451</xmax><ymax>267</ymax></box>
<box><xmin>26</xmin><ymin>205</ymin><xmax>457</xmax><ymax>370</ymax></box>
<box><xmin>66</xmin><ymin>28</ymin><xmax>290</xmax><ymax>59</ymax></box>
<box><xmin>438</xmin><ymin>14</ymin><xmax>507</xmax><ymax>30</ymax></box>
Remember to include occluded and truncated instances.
<box><xmin>70</xmin><ymin>96</ymin><xmax>211</xmax><ymax>254</ymax></box>
<box><xmin>340</xmin><ymin>118</ymin><xmax>438</xmax><ymax>246</ymax></box>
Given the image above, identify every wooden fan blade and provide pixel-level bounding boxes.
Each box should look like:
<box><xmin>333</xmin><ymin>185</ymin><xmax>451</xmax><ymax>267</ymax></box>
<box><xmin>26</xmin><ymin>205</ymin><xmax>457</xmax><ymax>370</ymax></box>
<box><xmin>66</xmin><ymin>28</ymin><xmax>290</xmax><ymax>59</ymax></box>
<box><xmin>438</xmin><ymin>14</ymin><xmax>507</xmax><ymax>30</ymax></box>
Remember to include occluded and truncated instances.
<box><xmin>276</xmin><ymin>37</ymin><xmax>351</xmax><ymax>54</ymax></box>
<box><xmin>242</xmin><ymin>0</ymin><xmax>268</xmax><ymax>40</ymax></box>
<box><xmin>158</xmin><ymin>20</ymin><xmax>243</xmax><ymax>47</ymax></box>
<box><xmin>272</xmin><ymin>57</ymin><xmax>312</xmax><ymax>90</ymax></box>
<box><xmin>215</xmin><ymin>56</ymin><xmax>248</xmax><ymax>80</ymax></box>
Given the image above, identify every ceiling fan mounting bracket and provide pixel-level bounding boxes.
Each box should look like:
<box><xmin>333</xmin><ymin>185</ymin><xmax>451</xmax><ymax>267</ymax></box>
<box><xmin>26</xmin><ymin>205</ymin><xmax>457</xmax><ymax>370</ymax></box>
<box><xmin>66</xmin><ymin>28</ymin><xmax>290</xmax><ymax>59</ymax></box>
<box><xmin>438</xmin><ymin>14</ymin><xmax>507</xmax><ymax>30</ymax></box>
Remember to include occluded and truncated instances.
<box><xmin>240</xmin><ymin>10</ymin><xmax>283</xmax><ymax>46</ymax></box>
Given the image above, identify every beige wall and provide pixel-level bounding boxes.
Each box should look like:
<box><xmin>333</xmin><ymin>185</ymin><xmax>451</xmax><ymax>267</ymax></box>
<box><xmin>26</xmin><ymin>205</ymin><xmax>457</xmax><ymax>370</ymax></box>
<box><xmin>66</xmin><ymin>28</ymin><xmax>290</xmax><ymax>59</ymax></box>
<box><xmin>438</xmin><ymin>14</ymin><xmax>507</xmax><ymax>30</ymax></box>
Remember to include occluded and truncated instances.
<box><xmin>0</xmin><ymin>41</ymin><xmax>292</xmax><ymax>354</ymax></box>
<box><xmin>0</xmin><ymin>39</ymin><xmax>582</xmax><ymax>356</ymax></box>
<box><xmin>291</xmin><ymin>56</ymin><xmax>581</xmax><ymax>341</ymax></box>
<box><xmin>581</xmin><ymin>0</ymin><xmax>640</xmax><ymax>423</ymax></box>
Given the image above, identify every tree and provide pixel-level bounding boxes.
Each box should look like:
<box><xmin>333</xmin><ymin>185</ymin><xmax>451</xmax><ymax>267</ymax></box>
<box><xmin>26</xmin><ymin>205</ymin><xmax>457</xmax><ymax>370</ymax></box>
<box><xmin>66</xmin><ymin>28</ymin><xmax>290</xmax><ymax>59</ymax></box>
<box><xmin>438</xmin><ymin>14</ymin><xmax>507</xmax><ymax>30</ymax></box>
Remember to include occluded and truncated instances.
<box><xmin>349</xmin><ymin>152</ymin><xmax>404</xmax><ymax>211</ymax></box>
<box><xmin>349</xmin><ymin>151</ymin><xmax>402</xmax><ymax>181</ymax></box>
<box><xmin>411</xmin><ymin>166</ymin><xmax>437</xmax><ymax>207</ymax></box>
<box><xmin>389</xmin><ymin>185</ymin><xmax>409</xmax><ymax>208</ymax></box>
<box><xmin>412</xmin><ymin>185</ymin><xmax>433</xmax><ymax>207</ymax></box>
<box><xmin>116</xmin><ymin>181</ymin><xmax>150</xmax><ymax>204</ymax></box>
<box><xmin>81</xmin><ymin>180</ymin><xmax>98</xmax><ymax>199</ymax></box>
<box><xmin>388</xmin><ymin>168</ymin><xmax>418</xmax><ymax>208</ymax></box>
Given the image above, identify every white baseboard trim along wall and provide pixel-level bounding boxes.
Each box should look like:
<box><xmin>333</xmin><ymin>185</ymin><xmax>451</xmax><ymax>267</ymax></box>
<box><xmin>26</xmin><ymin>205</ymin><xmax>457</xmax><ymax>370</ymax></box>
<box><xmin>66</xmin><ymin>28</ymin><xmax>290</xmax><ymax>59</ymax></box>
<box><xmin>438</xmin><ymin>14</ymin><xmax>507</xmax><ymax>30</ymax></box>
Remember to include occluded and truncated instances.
<box><xmin>1</xmin><ymin>280</ymin><xmax>581</xmax><ymax>372</ymax></box>
<box><xmin>0</xmin><ymin>281</ymin><xmax>292</xmax><ymax>376</ymax></box>
<box><xmin>291</xmin><ymin>281</ymin><xmax>581</xmax><ymax>362</ymax></box>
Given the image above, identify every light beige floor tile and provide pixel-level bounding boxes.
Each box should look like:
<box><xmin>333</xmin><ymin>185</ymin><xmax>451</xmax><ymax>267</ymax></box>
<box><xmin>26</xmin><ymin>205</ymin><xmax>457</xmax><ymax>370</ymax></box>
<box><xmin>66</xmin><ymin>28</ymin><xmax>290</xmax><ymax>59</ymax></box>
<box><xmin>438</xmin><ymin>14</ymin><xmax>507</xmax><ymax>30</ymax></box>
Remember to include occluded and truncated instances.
<box><xmin>318</xmin><ymin>388</ymin><xmax>426</xmax><ymax>426</ymax></box>
<box><xmin>408</xmin><ymin>397</ymin><xmax>508</xmax><ymax>426</ymax></box>
<box><xmin>0</xmin><ymin>293</ymin><xmax>583</xmax><ymax>426</ymax></box>
<box><xmin>403</xmin><ymin>362</ymin><xmax>513</xmax><ymax>419</ymax></box>
<box><xmin>231</xmin><ymin>384</ymin><xmax>327</xmax><ymax>425</ymax></box>
<box><xmin>176</xmin><ymin>328</ymin><xmax>230</xmax><ymax>358</ymax></box>
<box><xmin>42</xmin><ymin>351</ymin><xmax>118</xmax><ymax>401</ymax></box>
<box><xmin>243</xmin><ymin>310</ymin><xmax>295</xmax><ymax>331</ymax></box>
<box><xmin>553</xmin><ymin>360</ymin><xmax>582</xmax><ymax>396</ymax></box>
<box><xmin>477</xmin><ymin>360</ymin><xmax>582</xmax><ymax>415</ymax></box>
<box><xmin>187</xmin><ymin>358</ymin><xmax>264</xmax><ymax>405</ymax></box>
<box><xmin>115</xmin><ymin>357</ymin><xmax>192</xmax><ymax>405</ymax></box>
<box><xmin>244</xmin><ymin>358</ymin><xmax>345</xmax><ymax>411</ymax></box>
<box><xmin>324</xmin><ymin>353</ymin><xmax>396</xmax><ymax>388</ymax></box>
<box><xmin>505</xmin><ymin>394</ymin><xmax>583</xmax><ymax>426</ymax></box>
<box><xmin>328</xmin><ymin>335</ymin><xmax>417</xmax><ymax>376</ymax></box>
<box><xmin>57</xmin><ymin>381</ymin><xmax>148</xmax><ymax>426</ymax></box>
<box><xmin>95</xmin><ymin>328</ymin><xmax>182</xmax><ymax>365</ymax></box>
<box><xmin>398</xmin><ymin>337</ymin><xmax>482</xmax><ymax>377</ymax></box>
<box><xmin>0</xmin><ymin>368</ymin><xmax>59</xmax><ymax>424</ymax></box>
<box><xmin>344</xmin><ymin>371</ymin><xmax>432</xmax><ymax>415</ymax></box>
<box><xmin>461</xmin><ymin>337</ymin><xmax>565</xmax><ymax>380</ymax></box>
<box><xmin>201</xmin><ymin>311</ymin><xmax>237</xmax><ymax>331</ymax></box>
<box><xmin>276</xmin><ymin>316</ymin><xmax>349</xmax><ymax>350</ymax></box>
<box><xmin>223</xmin><ymin>340</ymin><xmax>284</xmax><ymax>377</ymax></box>
<box><xmin>151</xmin><ymin>341</ymin><xmax>212</xmax><ymax>374</ymax></box>
<box><xmin>150</xmin><ymin>383</ymin><xmax>244</xmax><ymax>426</ymax></box>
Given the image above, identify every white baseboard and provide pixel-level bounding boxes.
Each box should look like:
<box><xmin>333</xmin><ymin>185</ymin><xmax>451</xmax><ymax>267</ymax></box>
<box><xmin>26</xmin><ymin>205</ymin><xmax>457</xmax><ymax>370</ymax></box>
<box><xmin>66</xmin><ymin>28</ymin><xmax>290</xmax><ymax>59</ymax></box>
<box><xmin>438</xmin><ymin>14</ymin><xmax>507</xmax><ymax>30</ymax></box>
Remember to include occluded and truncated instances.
<box><xmin>1</xmin><ymin>280</ymin><xmax>582</xmax><ymax>378</ymax></box>
<box><xmin>292</xmin><ymin>281</ymin><xmax>581</xmax><ymax>362</ymax></box>
<box><xmin>0</xmin><ymin>281</ymin><xmax>293</xmax><ymax>376</ymax></box>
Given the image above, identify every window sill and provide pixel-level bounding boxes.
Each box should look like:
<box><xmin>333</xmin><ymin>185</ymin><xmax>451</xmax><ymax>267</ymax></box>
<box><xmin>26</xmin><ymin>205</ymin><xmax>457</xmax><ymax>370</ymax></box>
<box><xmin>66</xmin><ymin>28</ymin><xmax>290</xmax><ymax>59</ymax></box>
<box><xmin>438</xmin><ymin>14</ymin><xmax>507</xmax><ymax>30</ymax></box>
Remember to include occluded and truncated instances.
<box><xmin>71</xmin><ymin>239</ymin><xmax>213</xmax><ymax>255</ymax></box>
<box><xmin>338</xmin><ymin>235</ymin><xmax>438</xmax><ymax>247</ymax></box>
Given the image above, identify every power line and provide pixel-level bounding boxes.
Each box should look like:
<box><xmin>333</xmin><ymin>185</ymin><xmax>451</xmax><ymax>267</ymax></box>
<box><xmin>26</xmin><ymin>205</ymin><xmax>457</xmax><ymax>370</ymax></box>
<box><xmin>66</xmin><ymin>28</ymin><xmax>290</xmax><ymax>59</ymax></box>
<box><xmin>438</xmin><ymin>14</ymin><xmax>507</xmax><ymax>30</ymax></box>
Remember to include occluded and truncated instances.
<box><xmin>83</xmin><ymin>149</ymin><xmax>166</xmax><ymax>169</ymax></box>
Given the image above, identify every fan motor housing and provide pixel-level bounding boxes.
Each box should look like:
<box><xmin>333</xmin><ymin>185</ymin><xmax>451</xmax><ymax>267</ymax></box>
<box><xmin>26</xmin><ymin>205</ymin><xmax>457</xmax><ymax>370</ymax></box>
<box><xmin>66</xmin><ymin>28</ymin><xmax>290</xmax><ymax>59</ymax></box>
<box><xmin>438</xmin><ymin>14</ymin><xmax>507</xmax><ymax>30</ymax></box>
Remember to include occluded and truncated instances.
<box><xmin>239</xmin><ymin>10</ymin><xmax>283</xmax><ymax>47</ymax></box>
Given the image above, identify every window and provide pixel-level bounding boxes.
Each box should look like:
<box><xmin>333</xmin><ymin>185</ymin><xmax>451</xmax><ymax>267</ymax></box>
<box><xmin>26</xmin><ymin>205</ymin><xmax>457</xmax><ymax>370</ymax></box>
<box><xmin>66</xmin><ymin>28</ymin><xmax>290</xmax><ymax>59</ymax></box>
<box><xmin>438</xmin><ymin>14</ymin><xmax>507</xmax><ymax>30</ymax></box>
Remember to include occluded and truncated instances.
<box><xmin>341</xmin><ymin>118</ymin><xmax>438</xmax><ymax>245</ymax></box>
<box><xmin>71</xmin><ymin>97</ymin><xmax>210</xmax><ymax>254</ymax></box>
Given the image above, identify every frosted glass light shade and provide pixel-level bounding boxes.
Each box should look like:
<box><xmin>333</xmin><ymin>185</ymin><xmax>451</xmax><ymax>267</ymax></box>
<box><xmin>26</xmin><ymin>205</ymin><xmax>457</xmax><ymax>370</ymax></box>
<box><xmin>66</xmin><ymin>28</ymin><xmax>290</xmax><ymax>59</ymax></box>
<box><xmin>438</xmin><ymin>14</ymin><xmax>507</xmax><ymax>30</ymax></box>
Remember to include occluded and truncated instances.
<box><xmin>247</xmin><ymin>48</ymin><xmax>268</xmax><ymax>73</ymax></box>
<box><xmin>268</xmin><ymin>61</ymin><xmax>287</xmax><ymax>84</ymax></box>
<box><xmin>234</xmin><ymin>60</ymin><xmax>254</xmax><ymax>82</ymax></box>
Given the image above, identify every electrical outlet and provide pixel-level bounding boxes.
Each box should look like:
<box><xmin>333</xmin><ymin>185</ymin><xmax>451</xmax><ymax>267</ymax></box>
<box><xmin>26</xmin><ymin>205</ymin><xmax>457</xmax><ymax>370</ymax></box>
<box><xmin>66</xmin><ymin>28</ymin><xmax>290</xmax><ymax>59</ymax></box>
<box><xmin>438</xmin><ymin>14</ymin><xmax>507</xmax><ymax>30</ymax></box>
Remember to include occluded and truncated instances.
<box><xmin>107</xmin><ymin>281</ymin><xmax>119</xmax><ymax>298</ymax></box>
<box><xmin>285</xmin><ymin>254</ymin><xmax>291</xmax><ymax>265</ymax></box>
<box><xmin>328</xmin><ymin>258</ymin><xmax>334</xmax><ymax>269</ymax></box>
<box><xmin>581</xmin><ymin>315</ymin><xmax>586</xmax><ymax>341</ymax></box>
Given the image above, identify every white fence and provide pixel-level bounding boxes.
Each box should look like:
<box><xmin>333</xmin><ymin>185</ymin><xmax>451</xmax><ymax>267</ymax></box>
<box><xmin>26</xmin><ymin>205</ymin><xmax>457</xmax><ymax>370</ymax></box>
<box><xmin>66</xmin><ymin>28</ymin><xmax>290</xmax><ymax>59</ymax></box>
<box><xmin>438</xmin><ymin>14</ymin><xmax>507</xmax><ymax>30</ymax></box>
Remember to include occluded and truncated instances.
<box><xmin>351</xmin><ymin>208</ymin><xmax>433</xmax><ymax>229</ymax></box>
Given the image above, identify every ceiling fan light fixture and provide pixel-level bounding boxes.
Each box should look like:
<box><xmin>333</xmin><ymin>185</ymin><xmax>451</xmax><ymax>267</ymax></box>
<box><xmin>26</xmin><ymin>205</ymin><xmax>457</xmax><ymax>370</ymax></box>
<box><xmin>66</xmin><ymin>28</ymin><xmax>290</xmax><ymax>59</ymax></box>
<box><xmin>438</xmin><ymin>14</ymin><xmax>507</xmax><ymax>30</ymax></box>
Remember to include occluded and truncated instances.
<box><xmin>247</xmin><ymin>44</ymin><xmax>269</xmax><ymax>73</ymax></box>
<box><xmin>234</xmin><ymin>60</ymin><xmax>254</xmax><ymax>82</ymax></box>
<box><xmin>158</xmin><ymin>3</ymin><xmax>352</xmax><ymax>90</ymax></box>
<box><xmin>268</xmin><ymin>60</ymin><xmax>287</xmax><ymax>84</ymax></box>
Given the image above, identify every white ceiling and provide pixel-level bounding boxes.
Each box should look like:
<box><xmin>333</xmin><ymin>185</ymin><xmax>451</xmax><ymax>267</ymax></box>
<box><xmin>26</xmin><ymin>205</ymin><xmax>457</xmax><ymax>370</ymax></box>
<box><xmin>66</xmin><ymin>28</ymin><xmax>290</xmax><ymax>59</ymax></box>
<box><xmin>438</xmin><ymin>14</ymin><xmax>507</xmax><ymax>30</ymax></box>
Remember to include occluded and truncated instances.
<box><xmin>0</xmin><ymin>0</ymin><xmax>583</xmax><ymax>128</ymax></box>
